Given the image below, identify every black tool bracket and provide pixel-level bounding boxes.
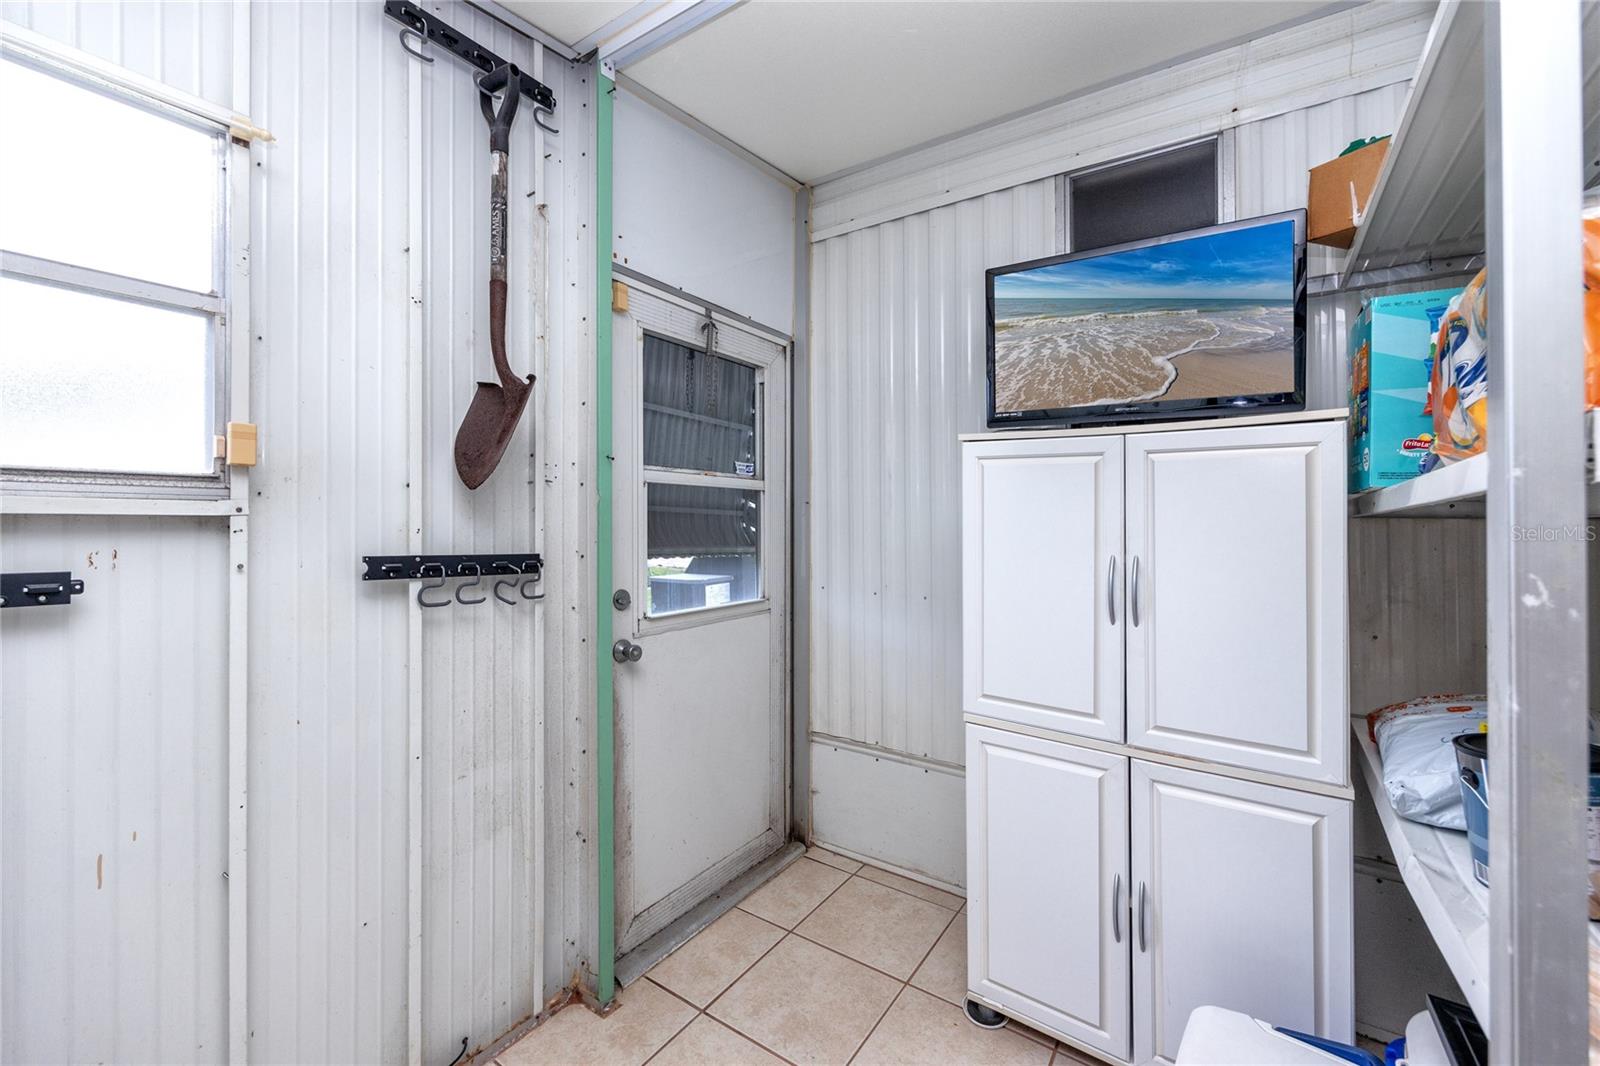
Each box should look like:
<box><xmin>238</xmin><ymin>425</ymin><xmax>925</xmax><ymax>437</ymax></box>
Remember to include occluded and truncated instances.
<box><xmin>383</xmin><ymin>0</ymin><xmax>557</xmax><ymax>112</ymax></box>
<box><xmin>362</xmin><ymin>554</ymin><xmax>543</xmax><ymax>581</ymax></box>
<box><xmin>2</xmin><ymin>571</ymin><xmax>86</xmax><ymax>609</ymax></box>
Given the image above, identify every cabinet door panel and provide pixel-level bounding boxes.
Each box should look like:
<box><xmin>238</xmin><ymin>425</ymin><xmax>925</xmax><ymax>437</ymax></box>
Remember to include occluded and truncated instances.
<box><xmin>1125</xmin><ymin>420</ymin><xmax>1346</xmax><ymax>783</ymax></box>
<box><xmin>963</xmin><ymin>436</ymin><xmax>1124</xmax><ymax>741</ymax></box>
<box><xmin>1131</xmin><ymin>761</ymin><xmax>1353</xmax><ymax>1065</ymax></box>
<box><xmin>967</xmin><ymin>725</ymin><xmax>1130</xmax><ymax>1060</ymax></box>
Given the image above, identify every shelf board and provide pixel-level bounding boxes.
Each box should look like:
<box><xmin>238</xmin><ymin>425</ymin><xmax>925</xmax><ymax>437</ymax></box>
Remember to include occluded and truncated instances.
<box><xmin>1352</xmin><ymin>412</ymin><xmax>1600</xmax><ymax>518</ymax></box>
<box><xmin>1351</xmin><ymin>718</ymin><xmax>1490</xmax><ymax>1028</ymax></box>
<box><xmin>1350</xmin><ymin>453</ymin><xmax>1485</xmax><ymax>518</ymax></box>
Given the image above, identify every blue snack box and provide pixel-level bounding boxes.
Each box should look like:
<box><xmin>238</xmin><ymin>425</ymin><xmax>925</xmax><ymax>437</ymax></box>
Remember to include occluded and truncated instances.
<box><xmin>1348</xmin><ymin>287</ymin><xmax>1464</xmax><ymax>493</ymax></box>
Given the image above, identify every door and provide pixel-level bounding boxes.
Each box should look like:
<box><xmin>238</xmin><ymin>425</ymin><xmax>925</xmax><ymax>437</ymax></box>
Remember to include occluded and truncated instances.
<box><xmin>612</xmin><ymin>282</ymin><xmax>789</xmax><ymax>953</ymax></box>
<box><xmin>1131</xmin><ymin>760</ymin><xmax>1353</xmax><ymax>1065</ymax></box>
<box><xmin>1124</xmin><ymin>420</ymin><xmax>1347</xmax><ymax>783</ymax></box>
<box><xmin>962</xmin><ymin>435</ymin><xmax>1124</xmax><ymax>742</ymax></box>
<box><xmin>966</xmin><ymin>724</ymin><xmax>1130</xmax><ymax>1059</ymax></box>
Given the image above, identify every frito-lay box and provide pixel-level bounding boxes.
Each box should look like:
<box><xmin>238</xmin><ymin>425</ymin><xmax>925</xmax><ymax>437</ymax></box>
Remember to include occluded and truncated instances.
<box><xmin>1349</xmin><ymin>287</ymin><xmax>1464</xmax><ymax>493</ymax></box>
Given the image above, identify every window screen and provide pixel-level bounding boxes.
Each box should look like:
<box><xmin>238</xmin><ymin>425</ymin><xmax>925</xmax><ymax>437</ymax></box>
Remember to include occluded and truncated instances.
<box><xmin>1070</xmin><ymin>140</ymin><xmax>1218</xmax><ymax>252</ymax></box>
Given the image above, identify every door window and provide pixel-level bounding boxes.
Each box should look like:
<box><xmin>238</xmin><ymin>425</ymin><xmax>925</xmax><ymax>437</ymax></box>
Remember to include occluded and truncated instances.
<box><xmin>640</xmin><ymin>332</ymin><xmax>764</xmax><ymax>617</ymax></box>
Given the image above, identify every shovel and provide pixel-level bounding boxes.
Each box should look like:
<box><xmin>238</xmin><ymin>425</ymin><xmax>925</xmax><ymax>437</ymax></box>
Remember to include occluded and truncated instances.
<box><xmin>455</xmin><ymin>63</ymin><xmax>536</xmax><ymax>490</ymax></box>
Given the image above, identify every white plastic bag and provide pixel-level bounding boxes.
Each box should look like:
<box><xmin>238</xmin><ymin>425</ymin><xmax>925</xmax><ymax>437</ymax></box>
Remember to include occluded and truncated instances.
<box><xmin>1368</xmin><ymin>695</ymin><xmax>1486</xmax><ymax>830</ymax></box>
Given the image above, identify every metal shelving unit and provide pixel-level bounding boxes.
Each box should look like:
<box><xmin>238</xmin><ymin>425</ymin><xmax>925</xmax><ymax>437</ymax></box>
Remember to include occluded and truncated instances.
<box><xmin>1339</xmin><ymin>3</ymin><xmax>1593</xmax><ymax>1059</ymax></box>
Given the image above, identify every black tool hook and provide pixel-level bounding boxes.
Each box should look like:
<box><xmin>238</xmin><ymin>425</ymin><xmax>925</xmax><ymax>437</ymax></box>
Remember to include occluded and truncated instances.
<box><xmin>456</xmin><ymin>562</ymin><xmax>487</xmax><ymax>605</ymax></box>
<box><xmin>531</xmin><ymin>105</ymin><xmax>559</xmax><ymax>135</ymax></box>
<box><xmin>417</xmin><ymin>563</ymin><xmax>451</xmax><ymax>608</ymax></box>
<box><xmin>399</xmin><ymin>27</ymin><xmax>433</xmax><ymax>63</ymax></box>
<box><xmin>519</xmin><ymin>560</ymin><xmax>545</xmax><ymax>602</ymax></box>
<box><xmin>492</xmin><ymin>561</ymin><xmax>521</xmax><ymax>605</ymax></box>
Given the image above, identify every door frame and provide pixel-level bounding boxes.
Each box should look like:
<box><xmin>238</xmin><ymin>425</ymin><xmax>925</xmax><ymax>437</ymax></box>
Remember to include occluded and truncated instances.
<box><xmin>608</xmin><ymin>272</ymin><xmax>793</xmax><ymax>956</ymax></box>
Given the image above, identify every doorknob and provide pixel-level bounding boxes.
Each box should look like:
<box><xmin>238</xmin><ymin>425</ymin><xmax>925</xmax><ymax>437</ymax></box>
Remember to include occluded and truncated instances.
<box><xmin>612</xmin><ymin>638</ymin><xmax>643</xmax><ymax>663</ymax></box>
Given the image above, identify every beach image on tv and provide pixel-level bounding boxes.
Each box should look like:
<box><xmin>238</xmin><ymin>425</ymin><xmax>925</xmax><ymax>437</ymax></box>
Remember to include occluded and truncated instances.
<box><xmin>992</xmin><ymin>219</ymin><xmax>1296</xmax><ymax>412</ymax></box>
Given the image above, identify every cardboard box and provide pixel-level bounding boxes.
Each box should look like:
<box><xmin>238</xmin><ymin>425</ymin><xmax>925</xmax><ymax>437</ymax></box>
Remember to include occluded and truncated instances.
<box><xmin>1349</xmin><ymin>287</ymin><xmax>1464</xmax><ymax>493</ymax></box>
<box><xmin>1309</xmin><ymin>139</ymin><xmax>1389</xmax><ymax>249</ymax></box>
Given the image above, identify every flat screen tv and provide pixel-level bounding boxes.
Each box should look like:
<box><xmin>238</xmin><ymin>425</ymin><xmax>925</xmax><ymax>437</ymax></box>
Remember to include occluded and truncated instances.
<box><xmin>986</xmin><ymin>209</ymin><xmax>1306</xmax><ymax>429</ymax></box>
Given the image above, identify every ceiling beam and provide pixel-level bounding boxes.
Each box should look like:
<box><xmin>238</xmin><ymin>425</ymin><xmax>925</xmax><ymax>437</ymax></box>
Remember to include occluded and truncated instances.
<box><xmin>574</xmin><ymin>0</ymin><xmax>745</xmax><ymax>79</ymax></box>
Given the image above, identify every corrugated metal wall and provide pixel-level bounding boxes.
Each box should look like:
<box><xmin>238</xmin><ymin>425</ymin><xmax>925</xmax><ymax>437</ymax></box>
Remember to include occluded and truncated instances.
<box><xmin>0</xmin><ymin>516</ymin><xmax>231</xmax><ymax>1065</ymax></box>
<box><xmin>809</xmin><ymin>179</ymin><xmax>1056</xmax><ymax>767</ymax></box>
<box><xmin>0</xmin><ymin>2</ymin><xmax>596</xmax><ymax>1063</ymax></box>
<box><xmin>806</xmin><ymin>83</ymin><xmax>1418</xmax><ymax>774</ymax></box>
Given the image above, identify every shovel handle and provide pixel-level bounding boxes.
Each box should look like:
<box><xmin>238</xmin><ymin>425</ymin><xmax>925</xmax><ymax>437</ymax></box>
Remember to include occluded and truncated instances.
<box><xmin>486</xmin><ymin>150</ymin><xmax>524</xmax><ymax>390</ymax></box>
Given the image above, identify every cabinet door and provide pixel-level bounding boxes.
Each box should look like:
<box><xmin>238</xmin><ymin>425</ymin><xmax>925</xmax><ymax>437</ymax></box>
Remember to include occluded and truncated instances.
<box><xmin>1130</xmin><ymin>761</ymin><xmax>1353</xmax><ymax>1065</ymax></box>
<box><xmin>1124</xmin><ymin>420</ymin><xmax>1347</xmax><ymax>783</ymax></box>
<box><xmin>966</xmin><ymin>725</ymin><xmax>1130</xmax><ymax>1059</ymax></box>
<box><xmin>962</xmin><ymin>436</ymin><xmax>1124</xmax><ymax>742</ymax></box>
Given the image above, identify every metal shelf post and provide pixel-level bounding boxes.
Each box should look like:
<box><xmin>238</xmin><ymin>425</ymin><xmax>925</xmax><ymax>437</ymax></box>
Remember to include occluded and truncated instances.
<box><xmin>1484</xmin><ymin>1</ymin><xmax>1590</xmax><ymax>1058</ymax></box>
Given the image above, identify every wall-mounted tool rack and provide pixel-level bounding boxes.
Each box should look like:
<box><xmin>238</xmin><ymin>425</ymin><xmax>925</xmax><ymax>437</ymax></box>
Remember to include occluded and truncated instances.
<box><xmin>361</xmin><ymin>554</ymin><xmax>542</xmax><ymax>581</ymax></box>
<box><xmin>2</xmin><ymin>571</ymin><xmax>86</xmax><ymax>609</ymax></box>
<box><xmin>382</xmin><ymin>0</ymin><xmax>557</xmax><ymax>112</ymax></box>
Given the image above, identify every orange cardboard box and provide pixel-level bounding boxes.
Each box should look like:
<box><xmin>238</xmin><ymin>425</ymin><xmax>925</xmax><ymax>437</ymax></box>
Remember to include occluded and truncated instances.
<box><xmin>1308</xmin><ymin>139</ymin><xmax>1389</xmax><ymax>249</ymax></box>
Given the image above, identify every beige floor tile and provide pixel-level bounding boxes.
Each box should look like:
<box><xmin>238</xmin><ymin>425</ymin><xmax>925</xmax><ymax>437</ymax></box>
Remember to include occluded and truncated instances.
<box><xmin>795</xmin><ymin>876</ymin><xmax>953</xmax><ymax>980</ymax></box>
<box><xmin>853</xmin><ymin>986</ymin><xmax>1052</xmax><ymax>1065</ymax></box>
<box><xmin>805</xmin><ymin>846</ymin><xmax>863</xmax><ymax>874</ymax></box>
<box><xmin>646</xmin><ymin>1015</ymin><xmax>786</xmax><ymax>1066</ymax></box>
<box><xmin>498</xmin><ymin>980</ymin><xmax>694</xmax><ymax>1066</ymax></box>
<box><xmin>909</xmin><ymin>912</ymin><xmax>965</xmax><ymax>1005</ymax></box>
<box><xmin>736</xmin><ymin>857</ymin><xmax>849</xmax><ymax>929</ymax></box>
<box><xmin>857</xmin><ymin>866</ymin><xmax>964</xmax><ymax>911</ymax></box>
<box><xmin>1011</xmin><ymin>1022</ymin><xmax>1057</xmax><ymax>1048</ymax></box>
<box><xmin>708</xmin><ymin>934</ymin><xmax>899</xmax><ymax>1065</ymax></box>
<box><xmin>645</xmin><ymin>908</ymin><xmax>786</xmax><ymax>1008</ymax></box>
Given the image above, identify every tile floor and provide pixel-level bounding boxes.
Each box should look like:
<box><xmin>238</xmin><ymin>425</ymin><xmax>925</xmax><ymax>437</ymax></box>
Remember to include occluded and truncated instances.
<box><xmin>498</xmin><ymin>849</ymin><xmax>1101</xmax><ymax>1066</ymax></box>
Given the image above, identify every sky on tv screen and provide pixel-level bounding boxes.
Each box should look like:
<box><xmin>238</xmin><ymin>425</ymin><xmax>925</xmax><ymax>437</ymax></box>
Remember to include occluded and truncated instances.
<box><xmin>995</xmin><ymin>218</ymin><xmax>1295</xmax><ymax>304</ymax></box>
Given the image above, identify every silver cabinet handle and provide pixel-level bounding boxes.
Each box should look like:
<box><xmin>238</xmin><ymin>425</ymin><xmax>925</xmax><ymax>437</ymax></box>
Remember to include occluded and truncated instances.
<box><xmin>1137</xmin><ymin>880</ymin><xmax>1148</xmax><ymax>952</ymax></box>
<box><xmin>1130</xmin><ymin>555</ymin><xmax>1141</xmax><ymax>628</ymax></box>
<box><xmin>1107</xmin><ymin>556</ymin><xmax>1117</xmax><ymax>626</ymax></box>
<box><xmin>1111</xmin><ymin>873</ymin><xmax>1122</xmax><ymax>943</ymax></box>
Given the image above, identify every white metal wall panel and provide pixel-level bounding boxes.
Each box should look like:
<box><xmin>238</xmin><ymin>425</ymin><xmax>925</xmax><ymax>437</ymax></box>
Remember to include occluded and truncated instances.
<box><xmin>0</xmin><ymin>0</ymin><xmax>236</xmax><ymax>107</ymax></box>
<box><xmin>2</xmin><ymin>3</ymin><xmax>594</xmax><ymax>1064</ymax></box>
<box><xmin>0</xmin><ymin>516</ymin><xmax>231</xmax><ymax>1066</ymax></box>
<box><xmin>809</xmin><ymin>3</ymin><xmax>1433</xmax><ymax>242</ymax></box>
<box><xmin>248</xmin><ymin>3</ymin><xmax>580</xmax><ymax>1063</ymax></box>
<box><xmin>809</xmin><ymin>178</ymin><xmax>1054</xmax><ymax>768</ymax></box>
<box><xmin>614</xmin><ymin>87</ymin><xmax>796</xmax><ymax>335</ymax></box>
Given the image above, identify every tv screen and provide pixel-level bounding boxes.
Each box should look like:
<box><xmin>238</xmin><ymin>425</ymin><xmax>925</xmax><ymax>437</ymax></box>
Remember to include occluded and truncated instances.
<box><xmin>986</xmin><ymin>210</ymin><xmax>1306</xmax><ymax>429</ymax></box>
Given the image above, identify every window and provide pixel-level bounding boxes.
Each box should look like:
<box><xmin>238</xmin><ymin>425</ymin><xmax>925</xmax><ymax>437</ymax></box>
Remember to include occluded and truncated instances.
<box><xmin>641</xmin><ymin>333</ymin><xmax>764</xmax><ymax>617</ymax></box>
<box><xmin>0</xmin><ymin>53</ymin><xmax>229</xmax><ymax>488</ymax></box>
<box><xmin>1069</xmin><ymin>140</ymin><xmax>1218</xmax><ymax>252</ymax></box>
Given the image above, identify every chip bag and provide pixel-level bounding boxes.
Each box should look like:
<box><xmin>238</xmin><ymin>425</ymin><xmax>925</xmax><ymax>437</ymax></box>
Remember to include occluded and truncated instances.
<box><xmin>1584</xmin><ymin>216</ymin><xmax>1600</xmax><ymax>408</ymax></box>
<box><xmin>1425</xmin><ymin>269</ymin><xmax>1489</xmax><ymax>467</ymax></box>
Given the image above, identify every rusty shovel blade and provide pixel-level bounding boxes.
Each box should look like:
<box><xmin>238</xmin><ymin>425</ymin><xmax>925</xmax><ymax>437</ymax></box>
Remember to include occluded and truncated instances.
<box><xmin>454</xmin><ymin>375</ymin><xmax>532</xmax><ymax>489</ymax></box>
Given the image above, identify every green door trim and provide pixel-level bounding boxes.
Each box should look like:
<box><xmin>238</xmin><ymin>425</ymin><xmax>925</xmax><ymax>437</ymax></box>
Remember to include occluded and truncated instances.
<box><xmin>595</xmin><ymin>70</ymin><xmax>617</xmax><ymax>1007</ymax></box>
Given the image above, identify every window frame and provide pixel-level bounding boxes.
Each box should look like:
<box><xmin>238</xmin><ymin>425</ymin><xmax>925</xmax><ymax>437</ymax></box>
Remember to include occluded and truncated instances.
<box><xmin>0</xmin><ymin>31</ymin><xmax>247</xmax><ymax>502</ymax></box>
<box><xmin>637</xmin><ymin>327</ymin><xmax>771</xmax><ymax>623</ymax></box>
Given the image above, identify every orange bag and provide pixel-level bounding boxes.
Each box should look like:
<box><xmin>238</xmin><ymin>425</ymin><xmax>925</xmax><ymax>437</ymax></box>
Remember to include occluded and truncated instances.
<box><xmin>1583</xmin><ymin>217</ymin><xmax>1600</xmax><ymax>408</ymax></box>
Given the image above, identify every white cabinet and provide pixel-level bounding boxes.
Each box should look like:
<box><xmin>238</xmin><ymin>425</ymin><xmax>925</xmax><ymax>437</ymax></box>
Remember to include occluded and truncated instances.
<box><xmin>966</xmin><ymin>725</ymin><xmax>1130</xmax><ymax>1060</ymax></box>
<box><xmin>1130</xmin><ymin>760</ymin><xmax>1353</xmax><ymax>1065</ymax></box>
<box><xmin>962</xmin><ymin>436</ymin><xmax>1125</xmax><ymax>742</ymax></box>
<box><xmin>1125</xmin><ymin>421</ymin><xmax>1347</xmax><ymax>784</ymax></box>
<box><xmin>961</xmin><ymin>416</ymin><xmax>1353</xmax><ymax>1064</ymax></box>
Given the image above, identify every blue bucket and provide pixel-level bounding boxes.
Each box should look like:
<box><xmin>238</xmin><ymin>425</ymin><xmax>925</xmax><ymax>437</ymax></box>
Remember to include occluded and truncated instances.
<box><xmin>1453</xmin><ymin>733</ymin><xmax>1489</xmax><ymax>887</ymax></box>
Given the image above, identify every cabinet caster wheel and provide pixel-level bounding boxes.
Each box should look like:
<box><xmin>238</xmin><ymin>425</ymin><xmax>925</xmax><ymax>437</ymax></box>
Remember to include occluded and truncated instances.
<box><xmin>964</xmin><ymin>998</ymin><xmax>1006</xmax><ymax>1030</ymax></box>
